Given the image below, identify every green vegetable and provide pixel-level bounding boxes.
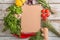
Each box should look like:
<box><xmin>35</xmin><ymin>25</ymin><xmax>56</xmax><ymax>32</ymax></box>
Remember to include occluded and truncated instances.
<box><xmin>37</xmin><ymin>0</ymin><xmax>54</xmax><ymax>14</ymax></box>
<box><xmin>41</xmin><ymin>20</ymin><xmax>60</xmax><ymax>37</ymax></box>
<box><xmin>8</xmin><ymin>5</ymin><xmax>22</xmax><ymax>14</ymax></box>
<box><xmin>2</xmin><ymin>5</ymin><xmax>22</xmax><ymax>36</ymax></box>
<box><xmin>29</xmin><ymin>31</ymin><xmax>44</xmax><ymax>40</ymax></box>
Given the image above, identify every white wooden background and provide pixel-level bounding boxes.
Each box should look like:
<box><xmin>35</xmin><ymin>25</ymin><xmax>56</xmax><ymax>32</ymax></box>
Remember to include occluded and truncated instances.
<box><xmin>0</xmin><ymin>0</ymin><xmax>60</xmax><ymax>40</ymax></box>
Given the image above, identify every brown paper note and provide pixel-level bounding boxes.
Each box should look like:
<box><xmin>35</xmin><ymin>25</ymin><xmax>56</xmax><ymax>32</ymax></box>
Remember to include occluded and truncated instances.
<box><xmin>21</xmin><ymin>4</ymin><xmax>42</xmax><ymax>33</ymax></box>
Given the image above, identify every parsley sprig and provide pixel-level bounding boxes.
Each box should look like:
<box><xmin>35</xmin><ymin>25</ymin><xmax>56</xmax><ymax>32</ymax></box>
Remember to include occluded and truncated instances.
<box><xmin>2</xmin><ymin>5</ymin><xmax>22</xmax><ymax>36</ymax></box>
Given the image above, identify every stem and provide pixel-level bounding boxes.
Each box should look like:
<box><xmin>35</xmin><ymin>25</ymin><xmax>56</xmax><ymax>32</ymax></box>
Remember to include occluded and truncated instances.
<box><xmin>41</xmin><ymin>20</ymin><xmax>60</xmax><ymax>37</ymax></box>
<box><xmin>37</xmin><ymin>0</ymin><xmax>54</xmax><ymax>14</ymax></box>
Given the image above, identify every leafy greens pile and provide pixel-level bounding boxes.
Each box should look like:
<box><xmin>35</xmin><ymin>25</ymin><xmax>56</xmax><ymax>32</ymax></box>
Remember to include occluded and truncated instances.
<box><xmin>2</xmin><ymin>5</ymin><xmax>22</xmax><ymax>36</ymax></box>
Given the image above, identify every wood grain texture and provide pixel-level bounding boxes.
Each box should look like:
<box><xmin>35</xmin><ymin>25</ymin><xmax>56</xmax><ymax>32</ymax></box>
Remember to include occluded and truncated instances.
<box><xmin>0</xmin><ymin>4</ymin><xmax>60</xmax><ymax>20</ymax></box>
<box><xmin>0</xmin><ymin>37</ymin><xmax>60</xmax><ymax>40</ymax></box>
<box><xmin>0</xmin><ymin>11</ymin><xmax>4</xmax><ymax>19</ymax></box>
<box><xmin>48</xmin><ymin>37</ymin><xmax>60</xmax><ymax>40</ymax></box>
<box><xmin>0</xmin><ymin>0</ymin><xmax>60</xmax><ymax>40</ymax></box>
<box><xmin>49</xmin><ymin>0</ymin><xmax>60</xmax><ymax>3</ymax></box>
<box><xmin>0</xmin><ymin>4</ymin><xmax>12</xmax><ymax>10</ymax></box>
<box><xmin>0</xmin><ymin>0</ymin><xmax>14</xmax><ymax>3</ymax></box>
<box><xmin>0</xmin><ymin>0</ymin><xmax>60</xmax><ymax>3</ymax></box>
<box><xmin>0</xmin><ymin>20</ymin><xmax>60</xmax><ymax>37</ymax></box>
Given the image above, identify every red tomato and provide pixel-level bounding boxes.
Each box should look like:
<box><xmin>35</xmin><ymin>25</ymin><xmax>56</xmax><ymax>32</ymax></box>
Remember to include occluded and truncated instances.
<box><xmin>45</xmin><ymin>9</ymin><xmax>50</xmax><ymax>13</ymax></box>
<box><xmin>41</xmin><ymin>9</ymin><xmax>45</xmax><ymax>13</ymax></box>
<box><xmin>41</xmin><ymin>14</ymin><xmax>47</xmax><ymax>20</ymax></box>
<box><xmin>45</xmin><ymin>13</ymin><xmax>50</xmax><ymax>17</ymax></box>
<box><xmin>41</xmin><ymin>13</ymin><xmax>46</xmax><ymax>17</ymax></box>
<box><xmin>42</xmin><ymin>16</ymin><xmax>47</xmax><ymax>20</ymax></box>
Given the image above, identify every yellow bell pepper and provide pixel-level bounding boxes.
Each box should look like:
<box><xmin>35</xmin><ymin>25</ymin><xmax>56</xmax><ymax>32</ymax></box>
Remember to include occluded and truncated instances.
<box><xmin>22</xmin><ymin>0</ymin><xmax>26</xmax><ymax>4</ymax></box>
<box><xmin>15</xmin><ymin>0</ymin><xmax>26</xmax><ymax>7</ymax></box>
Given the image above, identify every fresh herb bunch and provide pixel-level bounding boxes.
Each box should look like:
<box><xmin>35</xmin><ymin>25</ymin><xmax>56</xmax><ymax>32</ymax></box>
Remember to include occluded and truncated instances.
<box><xmin>37</xmin><ymin>0</ymin><xmax>54</xmax><ymax>14</ymax></box>
<box><xmin>2</xmin><ymin>5</ymin><xmax>22</xmax><ymax>36</ymax></box>
<box><xmin>41</xmin><ymin>20</ymin><xmax>60</xmax><ymax>37</ymax></box>
<box><xmin>8</xmin><ymin>5</ymin><xmax>22</xmax><ymax>14</ymax></box>
<box><xmin>29</xmin><ymin>31</ymin><xmax>44</xmax><ymax>40</ymax></box>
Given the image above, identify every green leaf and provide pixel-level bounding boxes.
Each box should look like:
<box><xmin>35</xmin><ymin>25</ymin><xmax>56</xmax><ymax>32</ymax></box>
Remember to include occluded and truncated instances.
<box><xmin>8</xmin><ymin>5</ymin><xmax>16</xmax><ymax>12</ymax></box>
<box><xmin>3</xmin><ymin>4</ymin><xmax>22</xmax><ymax>36</ymax></box>
<box><xmin>29</xmin><ymin>31</ymin><xmax>44</xmax><ymax>40</ymax></box>
<box><xmin>15</xmin><ymin>7</ymin><xmax>22</xmax><ymax>14</ymax></box>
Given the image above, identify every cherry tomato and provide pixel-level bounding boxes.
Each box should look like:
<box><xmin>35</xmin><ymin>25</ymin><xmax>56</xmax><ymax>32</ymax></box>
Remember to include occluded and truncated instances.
<box><xmin>45</xmin><ymin>9</ymin><xmax>50</xmax><ymax>13</ymax></box>
<box><xmin>41</xmin><ymin>9</ymin><xmax>45</xmax><ymax>13</ymax></box>
<box><xmin>41</xmin><ymin>13</ymin><xmax>46</xmax><ymax>17</ymax></box>
<box><xmin>41</xmin><ymin>13</ymin><xmax>47</xmax><ymax>20</ymax></box>
<box><xmin>42</xmin><ymin>16</ymin><xmax>47</xmax><ymax>20</ymax></box>
<box><xmin>45</xmin><ymin>13</ymin><xmax>50</xmax><ymax>17</ymax></box>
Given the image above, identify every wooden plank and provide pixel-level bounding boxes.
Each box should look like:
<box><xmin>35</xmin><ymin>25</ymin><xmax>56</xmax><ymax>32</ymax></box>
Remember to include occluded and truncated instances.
<box><xmin>0</xmin><ymin>4</ymin><xmax>12</xmax><ymax>11</ymax></box>
<box><xmin>0</xmin><ymin>11</ymin><xmax>5</xmax><ymax>19</ymax></box>
<box><xmin>1</xmin><ymin>4</ymin><xmax>60</xmax><ymax>12</ymax></box>
<box><xmin>0</xmin><ymin>20</ymin><xmax>60</xmax><ymax>37</ymax></box>
<box><xmin>0</xmin><ymin>0</ymin><xmax>60</xmax><ymax>4</ymax></box>
<box><xmin>0</xmin><ymin>4</ymin><xmax>3</xmax><ymax>10</ymax></box>
<box><xmin>48</xmin><ymin>31</ymin><xmax>57</xmax><ymax>37</ymax></box>
<box><xmin>49</xmin><ymin>4</ymin><xmax>60</xmax><ymax>20</ymax></box>
<box><xmin>0</xmin><ymin>0</ymin><xmax>14</xmax><ymax>3</ymax></box>
<box><xmin>0</xmin><ymin>0</ymin><xmax>59</xmax><ymax>3</ymax></box>
<box><xmin>0</xmin><ymin>31</ymin><xmax>58</xmax><ymax>37</ymax></box>
<box><xmin>50</xmin><ymin>4</ymin><xmax>60</xmax><ymax>11</ymax></box>
<box><xmin>0</xmin><ymin>4</ymin><xmax>11</xmax><ymax>19</ymax></box>
<box><xmin>0</xmin><ymin>21</ymin><xmax>4</xmax><ymax>33</ymax></box>
<box><xmin>0</xmin><ymin>37</ymin><xmax>60</xmax><ymax>40</ymax></box>
<box><xmin>48</xmin><ymin>37</ymin><xmax>60</xmax><ymax>40</ymax></box>
<box><xmin>0</xmin><ymin>37</ymin><xmax>29</xmax><ymax>40</ymax></box>
<box><xmin>0</xmin><ymin>4</ymin><xmax>60</xmax><ymax>11</ymax></box>
<box><xmin>0</xmin><ymin>2</ymin><xmax>60</xmax><ymax>11</ymax></box>
<box><xmin>52</xmin><ymin>20</ymin><xmax>60</xmax><ymax>22</ymax></box>
<box><xmin>0</xmin><ymin>20</ymin><xmax>12</xmax><ymax>37</ymax></box>
<box><xmin>49</xmin><ymin>0</ymin><xmax>60</xmax><ymax>4</ymax></box>
<box><xmin>0</xmin><ymin>4</ymin><xmax>60</xmax><ymax>20</ymax></box>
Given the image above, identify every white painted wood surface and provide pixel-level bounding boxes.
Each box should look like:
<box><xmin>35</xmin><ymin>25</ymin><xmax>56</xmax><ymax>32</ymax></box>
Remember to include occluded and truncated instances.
<box><xmin>0</xmin><ymin>0</ymin><xmax>60</xmax><ymax>40</ymax></box>
<box><xmin>0</xmin><ymin>0</ymin><xmax>60</xmax><ymax>3</ymax></box>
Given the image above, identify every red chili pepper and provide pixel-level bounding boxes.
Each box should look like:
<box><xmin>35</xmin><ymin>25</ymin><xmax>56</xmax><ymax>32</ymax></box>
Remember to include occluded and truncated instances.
<box><xmin>12</xmin><ymin>33</ymin><xmax>36</xmax><ymax>38</ymax></box>
<box><xmin>20</xmin><ymin>32</ymin><xmax>36</xmax><ymax>38</ymax></box>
